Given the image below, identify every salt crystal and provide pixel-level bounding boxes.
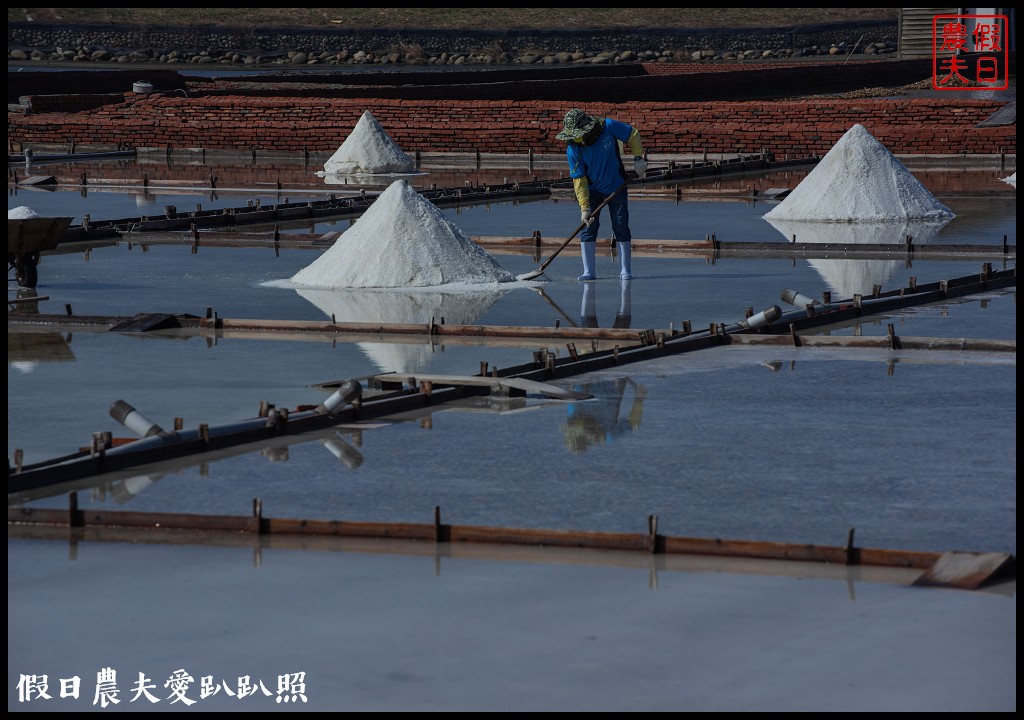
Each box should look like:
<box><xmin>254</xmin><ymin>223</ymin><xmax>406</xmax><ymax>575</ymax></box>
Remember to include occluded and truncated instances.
<box><xmin>8</xmin><ymin>206</ymin><xmax>42</xmax><ymax>219</ymax></box>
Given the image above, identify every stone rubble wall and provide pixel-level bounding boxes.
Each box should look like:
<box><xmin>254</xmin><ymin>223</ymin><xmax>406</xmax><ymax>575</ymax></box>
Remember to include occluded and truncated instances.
<box><xmin>9</xmin><ymin>21</ymin><xmax>899</xmax><ymax>67</ymax></box>
<box><xmin>8</xmin><ymin>20</ymin><xmax>1015</xmax><ymax>159</ymax></box>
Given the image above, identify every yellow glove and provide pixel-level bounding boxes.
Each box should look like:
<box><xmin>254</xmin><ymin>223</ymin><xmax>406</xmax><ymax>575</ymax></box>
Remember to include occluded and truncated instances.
<box><xmin>573</xmin><ymin>176</ymin><xmax>591</xmax><ymax>209</ymax></box>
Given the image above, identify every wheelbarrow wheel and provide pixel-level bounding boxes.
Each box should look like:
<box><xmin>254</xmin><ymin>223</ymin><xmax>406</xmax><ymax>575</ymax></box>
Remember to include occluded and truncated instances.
<box><xmin>15</xmin><ymin>253</ymin><xmax>39</xmax><ymax>288</ymax></box>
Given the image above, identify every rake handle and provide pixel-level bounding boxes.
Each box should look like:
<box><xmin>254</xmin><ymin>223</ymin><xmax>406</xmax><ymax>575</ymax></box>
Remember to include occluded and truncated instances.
<box><xmin>535</xmin><ymin>180</ymin><xmax>628</xmax><ymax>274</ymax></box>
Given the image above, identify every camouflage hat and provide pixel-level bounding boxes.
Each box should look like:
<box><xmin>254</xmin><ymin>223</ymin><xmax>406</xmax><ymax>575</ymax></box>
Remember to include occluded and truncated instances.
<box><xmin>556</xmin><ymin>109</ymin><xmax>598</xmax><ymax>141</ymax></box>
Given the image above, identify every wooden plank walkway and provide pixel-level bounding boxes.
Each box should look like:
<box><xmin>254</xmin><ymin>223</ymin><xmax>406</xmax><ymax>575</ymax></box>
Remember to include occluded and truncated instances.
<box><xmin>8</xmin><ymin>505</ymin><xmax>1015</xmax><ymax>589</ymax></box>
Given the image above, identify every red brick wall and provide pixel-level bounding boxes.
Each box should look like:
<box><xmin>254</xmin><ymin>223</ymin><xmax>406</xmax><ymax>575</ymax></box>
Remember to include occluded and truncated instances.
<box><xmin>9</xmin><ymin>94</ymin><xmax>1015</xmax><ymax>157</ymax></box>
<box><xmin>15</xmin><ymin>93</ymin><xmax>124</xmax><ymax>113</ymax></box>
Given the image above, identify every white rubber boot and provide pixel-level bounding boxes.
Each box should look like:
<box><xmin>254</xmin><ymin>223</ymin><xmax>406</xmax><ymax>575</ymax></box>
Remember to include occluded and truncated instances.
<box><xmin>618</xmin><ymin>241</ymin><xmax>633</xmax><ymax>280</ymax></box>
<box><xmin>578</xmin><ymin>241</ymin><xmax>597</xmax><ymax>281</ymax></box>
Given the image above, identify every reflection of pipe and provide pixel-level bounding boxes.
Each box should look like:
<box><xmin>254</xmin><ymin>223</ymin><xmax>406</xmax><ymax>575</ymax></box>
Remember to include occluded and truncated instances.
<box><xmin>781</xmin><ymin>288</ymin><xmax>821</xmax><ymax>308</ymax></box>
<box><xmin>112</xmin><ymin>473</ymin><xmax>162</xmax><ymax>503</ymax></box>
<box><xmin>533</xmin><ymin>287</ymin><xmax>578</xmax><ymax>328</ymax></box>
<box><xmin>317</xmin><ymin>380</ymin><xmax>362</xmax><ymax>414</ymax></box>
<box><xmin>121</xmin><ymin>474</ymin><xmax>158</xmax><ymax>496</ymax></box>
<box><xmin>110</xmin><ymin>400</ymin><xmax>167</xmax><ymax>437</ymax></box>
<box><xmin>261</xmin><ymin>445</ymin><xmax>290</xmax><ymax>462</ymax></box>
<box><xmin>322</xmin><ymin>432</ymin><xmax>364</xmax><ymax>469</ymax></box>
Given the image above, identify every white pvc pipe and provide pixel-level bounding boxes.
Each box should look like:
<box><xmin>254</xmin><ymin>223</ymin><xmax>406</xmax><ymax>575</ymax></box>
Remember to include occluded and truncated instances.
<box><xmin>318</xmin><ymin>380</ymin><xmax>363</xmax><ymax>414</ymax></box>
<box><xmin>739</xmin><ymin>305</ymin><xmax>782</xmax><ymax>330</ymax></box>
<box><xmin>781</xmin><ymin>288</ymin><xmax>821</xmax><ymax>308</ymax></box>
<box><xmin>109</xmin><ymin>400</ymin><xmax>166</xmax><ymax>437</ymax></box>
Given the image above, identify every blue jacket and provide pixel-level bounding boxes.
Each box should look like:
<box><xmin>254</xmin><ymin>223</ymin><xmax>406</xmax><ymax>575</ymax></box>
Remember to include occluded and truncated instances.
<box><xmin>565</xmin><ymin>118</ymin><xmax>634</xmax><ymax>195</ymax></box>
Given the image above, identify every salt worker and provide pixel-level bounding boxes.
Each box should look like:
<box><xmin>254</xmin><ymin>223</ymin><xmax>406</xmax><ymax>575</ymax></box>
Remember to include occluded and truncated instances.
<box><xmin>556</xmin><ymin>108</ymin><xmax>646</xmax><ymax>281</ymax></box>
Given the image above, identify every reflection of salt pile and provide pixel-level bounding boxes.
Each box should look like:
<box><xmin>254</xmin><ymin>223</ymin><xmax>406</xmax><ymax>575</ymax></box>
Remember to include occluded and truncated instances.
<box><xmin>765</xmin><ymin>217</ymin><xmax>949</xmax><ymax>298</ymax></box>
<box><xmin>324</xmin><ymin>110</ymin><xmax>416</xmax><ymax>175</ymax></box>
<box><xmin>8</xmin><ymin>206</ymin><xmax>41</xmax><ymax>219</ymax></box>
<box><xmin>291</xmin><ymin>179</ymin><xmax>515</xmax><ymax>288</ymax></box>
<box><xmin>764</xmin><ymin>124</ymin><xmax>955</xmax><ymax>222</ymax></box>
<box><xmin>1002</xmin><ymin>173</ymin><xmax>1016</xmax><ymax>187</ymax></box>
<box><xmin>295</xmin><ymin>287</ymin><xmax>507</xmax><ymax>373</ymax></box>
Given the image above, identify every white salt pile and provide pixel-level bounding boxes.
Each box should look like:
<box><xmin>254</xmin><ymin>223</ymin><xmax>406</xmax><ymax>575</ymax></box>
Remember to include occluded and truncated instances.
<box><xmin>324</xmin><ymin>110</ymin><xmax>416</xmax><ymax>175</ymax></box>
<box><xmin>763</xmin><ymin>124</ymin><xmax>955</xmax><ymax>222</ymax></box>
<box><xmin>1002</xmin><ymin>172</ymin><xmax>1016</xmax><ymax>187</ymax></box>
<box><xmin>8</xmin><ymin>206</ymin><xmax>42</xmax><ymax>219</ymax></box>
<box><xmin>290</xmin><ymin>179</ymin><xmax>515</xmax><ymax>288</ymax></box>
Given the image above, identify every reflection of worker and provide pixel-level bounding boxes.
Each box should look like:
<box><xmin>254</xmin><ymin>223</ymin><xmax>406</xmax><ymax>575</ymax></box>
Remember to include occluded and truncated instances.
<box><xmin>556</xmin><ymin>109</ymin><xmax>645</xmax><ymax>281</ymax></box>
<box><xmin>580</xmin><ymin>280</ymin><xmax>632</xmax><ymax>329</ymax></box>
<box><xmin>14</xmin><ymin>288</ymin><xmax>43</xmax><ymax>313</ymax></box>
<box><xmin>561</xmin><ymin>377</ymin><xmax>646</xmax><ymax>454</ymax></box>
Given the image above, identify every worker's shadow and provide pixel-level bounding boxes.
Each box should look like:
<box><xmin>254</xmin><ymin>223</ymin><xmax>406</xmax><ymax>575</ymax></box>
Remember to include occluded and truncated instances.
<box><xmin>580</xmin><ymin>279</ymin><xmax>632</xmax><ymax>329</ymax></box>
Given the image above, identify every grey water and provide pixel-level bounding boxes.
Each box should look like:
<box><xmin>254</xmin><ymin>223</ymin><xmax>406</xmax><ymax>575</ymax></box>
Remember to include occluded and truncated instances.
<box><xmin>7</xmin><ymin>74</ymin><xmax>1016</xmax><ymax>718</ymax></box>
<box><xmin>8</xmin><ymin>161</ymin><xmax>1016</xmax><ymax>557</ymax></box>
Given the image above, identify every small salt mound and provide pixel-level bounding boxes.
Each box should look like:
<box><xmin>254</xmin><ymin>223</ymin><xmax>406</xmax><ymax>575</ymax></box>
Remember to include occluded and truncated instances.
<box><xmin>8</xmin><ymin>206</ymin><xmax>42</xmax><ymax>219</ymax></box>
<box><xmin>324</xmin><ymin>110</ymin><xmax>416</xmax><ymax>175</ymax></box>
<box><xmin>1002</xmin><ymin>172</ymin><xmax>1016</xmax><ymax>187</ymax></box>
<box><xmin>764</xmin><ymin>124</ymin><xmax>955</xmax><ymax>222</ymax></box>
<box><xmin>291</xmin><ymin>179</ymin><xmax>515</xmax><ymax>288</ymax></box>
